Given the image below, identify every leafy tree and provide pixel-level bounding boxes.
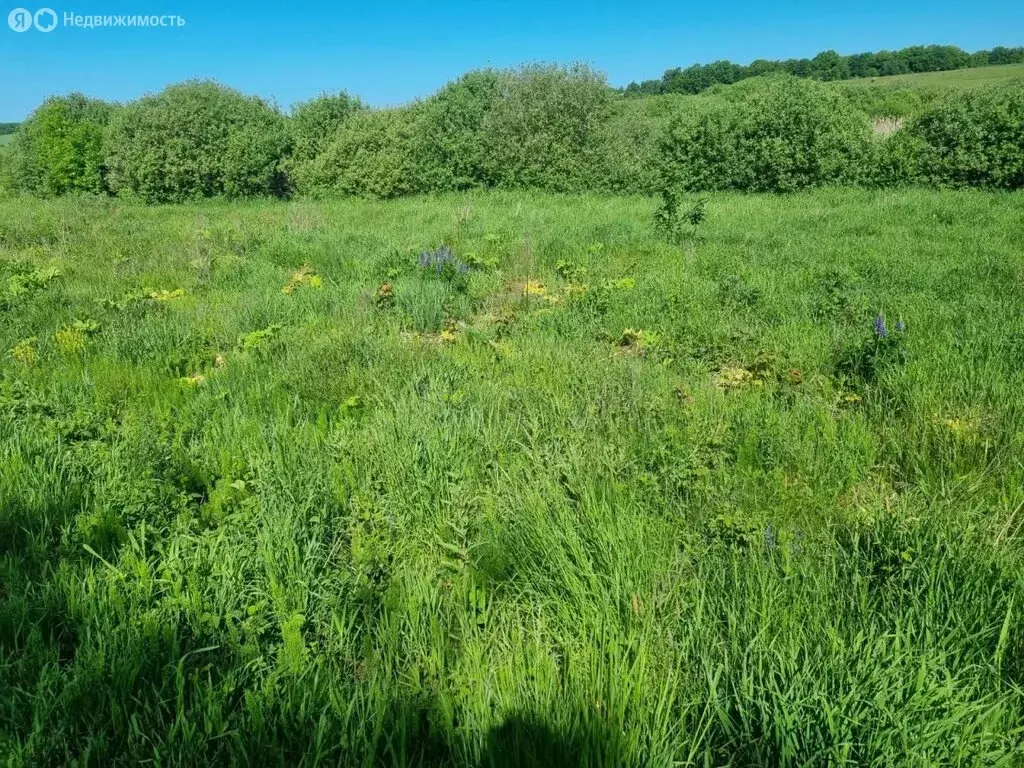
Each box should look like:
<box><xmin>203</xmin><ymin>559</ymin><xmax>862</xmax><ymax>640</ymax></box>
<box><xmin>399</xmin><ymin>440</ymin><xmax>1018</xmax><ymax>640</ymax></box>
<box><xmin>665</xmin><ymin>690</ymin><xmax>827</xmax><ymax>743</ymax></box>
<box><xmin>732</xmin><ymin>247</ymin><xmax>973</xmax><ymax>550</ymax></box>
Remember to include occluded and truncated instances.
<box><xmin>989</xmin><ymin>46</ymin><xmax>1024</xmax><ymax>65</ymax></box>
<box><xmin>810</xmin><ymin>50</ymin><xmax>851</xmax><ymax>81</ymax></box>
<box><xmin>747</xmin><ymin>59</ymin><xmax>780</xmax><ymax>78</ymax></box>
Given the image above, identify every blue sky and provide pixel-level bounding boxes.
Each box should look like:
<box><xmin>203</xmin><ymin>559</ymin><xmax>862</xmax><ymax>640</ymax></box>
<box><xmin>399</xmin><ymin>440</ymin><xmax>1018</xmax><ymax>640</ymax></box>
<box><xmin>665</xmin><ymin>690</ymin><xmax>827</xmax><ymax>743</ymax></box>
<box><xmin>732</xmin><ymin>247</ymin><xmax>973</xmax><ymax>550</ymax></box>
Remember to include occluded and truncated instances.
<box><xmin>1</xmin><ymin>0</ymin><xmax>1022</xmax><ymax>120</ymax></box>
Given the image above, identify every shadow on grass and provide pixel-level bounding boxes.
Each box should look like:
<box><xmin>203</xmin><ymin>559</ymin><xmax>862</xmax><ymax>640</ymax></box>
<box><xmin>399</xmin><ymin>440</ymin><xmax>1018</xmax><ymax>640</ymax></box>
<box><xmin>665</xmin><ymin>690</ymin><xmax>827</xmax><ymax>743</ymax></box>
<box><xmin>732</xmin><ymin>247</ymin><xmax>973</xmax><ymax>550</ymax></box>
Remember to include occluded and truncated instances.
<box><xmin>475</xmin><ymin>712</ymin><xmax>625</xmax><ymax>768</ymax></box>
<box><xmin>374</xmin><ymin>703</ymin><xmax>624</xmax><ymax>767</ymax></box>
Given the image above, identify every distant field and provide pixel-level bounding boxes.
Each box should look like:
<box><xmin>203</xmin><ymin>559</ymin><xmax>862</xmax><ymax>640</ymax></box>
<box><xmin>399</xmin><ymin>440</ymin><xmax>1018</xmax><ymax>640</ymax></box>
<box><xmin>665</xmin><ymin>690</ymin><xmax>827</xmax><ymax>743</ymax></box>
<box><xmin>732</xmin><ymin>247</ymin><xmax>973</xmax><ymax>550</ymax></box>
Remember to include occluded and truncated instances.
<box><xmin>843</xmin><ymin>62</ymin><xmax>1024</xmax><ymax>88</ymax></box>
<box><xmin>0</xmin><ymin>134</ymin><xmax>14</xmax><ymax>147</ymax></box>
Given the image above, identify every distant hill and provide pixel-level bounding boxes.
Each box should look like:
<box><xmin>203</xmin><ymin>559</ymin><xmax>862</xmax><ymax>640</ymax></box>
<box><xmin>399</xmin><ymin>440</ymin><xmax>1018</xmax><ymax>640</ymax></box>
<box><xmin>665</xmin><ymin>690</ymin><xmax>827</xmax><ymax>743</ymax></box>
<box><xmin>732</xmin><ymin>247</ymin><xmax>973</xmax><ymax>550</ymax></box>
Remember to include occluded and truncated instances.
<box><xmin>841</xmin><ymin>62</ymin><xmax>1024</xmax><ymax>88</ymax></box>
<box><xmin>625</xmin><ymin>44</ymin><xmax>1024</xmax><ymax>96</ymax></box>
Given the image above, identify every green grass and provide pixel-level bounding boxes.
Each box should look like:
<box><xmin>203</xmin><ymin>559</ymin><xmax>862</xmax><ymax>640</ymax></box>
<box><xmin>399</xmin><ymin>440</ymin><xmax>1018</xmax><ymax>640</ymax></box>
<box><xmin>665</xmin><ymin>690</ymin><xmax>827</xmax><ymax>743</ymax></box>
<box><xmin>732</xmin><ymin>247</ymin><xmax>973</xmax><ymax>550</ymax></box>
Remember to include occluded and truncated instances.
<box><xmin>842</xmin><ymin>62</ymin><xmax>1024</xmax><ymax>88</ymax></box>
<box><xmin>0</xmin><ymin>134</ymin><xmax>14</xmax><ymax>148</ymax></box>
<box><xmin>2</xmin><ymin>189</ymin><xmax>1024</xmax><ymax>765</ymax></box>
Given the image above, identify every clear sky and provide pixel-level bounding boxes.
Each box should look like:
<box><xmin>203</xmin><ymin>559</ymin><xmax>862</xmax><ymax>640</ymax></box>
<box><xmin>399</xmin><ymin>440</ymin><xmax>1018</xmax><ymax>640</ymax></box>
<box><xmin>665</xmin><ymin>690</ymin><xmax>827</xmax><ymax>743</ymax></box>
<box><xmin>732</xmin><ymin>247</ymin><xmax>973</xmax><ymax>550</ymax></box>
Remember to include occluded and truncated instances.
<box><xmin>1</xmin><ymin>0</ymin><xmax>1022</xmax><ymax>120</ymax></box>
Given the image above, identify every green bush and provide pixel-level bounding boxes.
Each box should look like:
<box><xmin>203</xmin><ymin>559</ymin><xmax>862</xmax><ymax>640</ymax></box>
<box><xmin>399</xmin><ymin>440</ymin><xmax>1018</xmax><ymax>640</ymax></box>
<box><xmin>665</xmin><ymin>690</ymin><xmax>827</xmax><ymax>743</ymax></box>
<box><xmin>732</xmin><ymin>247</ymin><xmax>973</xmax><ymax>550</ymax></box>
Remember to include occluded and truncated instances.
<box><xmin>298</xmin><ymin>65</ymin><xmax>613</xmax><ymax>197</ymax></box>
<box><xmin>889</xmin><ymin>80</ymin><xmax>1024</xmax><ymax>188</ymax></box>
<box><xmin>7</xmin><ymin>94</ymin><xmax>112</xmax><ymax>196</ymax></box>
<box><xmin>591</xmin><ymin>102</ymin><xmax>663</xmax><ymax>195</ymax></box>
<box><xmin>839</xmin><ymin>84</ymin><xmax>943</xmax><ymax>119</ymax></box>
<box><xmin>10</xmin><ymin>70</ymin><xmax>1023</xmax><ymax>203</ymax></box>
<box><xmin>289</xmin><ymin>92</ymin><xmax>364</xmax><ymax>164</ymax></box>
<box><xmin>660</xmin><ymin>75</ymin><xmax>873</xmax><ymax>193</ymax></box>
<box><xmin>477</xmin><ymin>64</ymin><xmax>612</xmax><ymax>191</ymax></box>
<box><xmin>593</xmin><ymin>94</ymin><xmax>717</xmax><ymax>195</ymax></box>
<box><xmin>0</xmin><ymin>148</ymin><xmax>13</xmax><ymax>196</ymax></box>
<box><xmin>412</xmin><ymin>70</ymin><xmax>503</xmax><ymax>191</ymax></box>
<box><xmin>105</xmin><ymin>81</ymin><xmax>290</xmax><ymax>203</ymax></box>
<box><xmin>294</xmin><ymin>107</ymin><xmax>424</xmax><ymax>199</ymax></box>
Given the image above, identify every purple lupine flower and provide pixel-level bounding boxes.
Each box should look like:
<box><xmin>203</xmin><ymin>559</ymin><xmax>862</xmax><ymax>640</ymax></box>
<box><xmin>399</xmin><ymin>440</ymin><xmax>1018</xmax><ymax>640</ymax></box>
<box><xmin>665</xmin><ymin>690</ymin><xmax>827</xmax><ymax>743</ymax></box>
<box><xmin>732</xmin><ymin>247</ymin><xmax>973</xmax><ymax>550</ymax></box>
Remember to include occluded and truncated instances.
<box><xmin>895</xmin><ymin>320</ymin><xmax>906</xmax><ymax>333</ymax></box>
<box><xmin>418</xmin><ymin>244</ymin><xmax>470</xmax><ymax>276</ymax></box>
<box><xmin>874</xmin><ymin>314</ymin><xmax>888</xmax><ymax>338</ymax></box>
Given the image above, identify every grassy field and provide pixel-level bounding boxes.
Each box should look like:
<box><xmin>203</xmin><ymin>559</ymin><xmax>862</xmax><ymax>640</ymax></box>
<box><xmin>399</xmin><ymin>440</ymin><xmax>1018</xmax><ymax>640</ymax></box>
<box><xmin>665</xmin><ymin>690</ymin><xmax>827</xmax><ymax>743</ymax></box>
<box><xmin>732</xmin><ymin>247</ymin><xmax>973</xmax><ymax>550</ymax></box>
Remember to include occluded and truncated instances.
<box><xmin>2</xmin><ymin>189</ymin><xmax>1024</xmax><ymax>765</ymax></box>
<box><xmin>842</xmin><ymin>62</ymin><xmax>1024</xmax><ymax>88</ymax></box>
<box><xmin>0</xmin><ymin>135</ymin><xmax>14</xmax><ymax>148</ymax></box>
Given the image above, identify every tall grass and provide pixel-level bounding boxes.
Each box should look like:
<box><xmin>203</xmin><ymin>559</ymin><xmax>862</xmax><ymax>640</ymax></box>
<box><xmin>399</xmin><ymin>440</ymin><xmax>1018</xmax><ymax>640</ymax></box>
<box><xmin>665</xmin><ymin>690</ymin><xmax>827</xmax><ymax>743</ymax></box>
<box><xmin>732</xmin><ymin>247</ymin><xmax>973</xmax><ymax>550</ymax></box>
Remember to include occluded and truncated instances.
<box><xmin>1</xmin><ymin>189</ymin><xmax>1023</xmax><ymax>765</ymax></box>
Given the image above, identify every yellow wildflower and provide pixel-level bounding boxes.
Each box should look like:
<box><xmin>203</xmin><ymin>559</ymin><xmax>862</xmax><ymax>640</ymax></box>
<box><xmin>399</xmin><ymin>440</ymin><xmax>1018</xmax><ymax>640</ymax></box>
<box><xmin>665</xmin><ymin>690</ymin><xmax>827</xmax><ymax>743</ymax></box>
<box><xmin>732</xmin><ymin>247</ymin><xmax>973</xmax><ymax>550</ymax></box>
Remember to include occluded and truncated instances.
<box><xmin>149</xmin><ymin>289</ymin><xmax>187</xmax><ymax>301</ymax></box>
<box><xmin>11</xmin><ymin>338</ymin><xmax>38</xmax><ymax>366</ymax></box>
<box><xmin>716</xmin><ymin>367</ymin><xmax>754</xmax><ymax>389</ymax></box>
<box><xmin>54</xmin><ymin>328</ymin><xmax>87</xmax><ymax>355</ymax></box>
<box><xmin>282</xmin><ymin>264</ymin><xmax>323</xmax><ymax>294</ymax></box>
<box><xmin>523</xmin><ymin>280</ymin><xmax>548</xmax><ymax>298</ymax></box>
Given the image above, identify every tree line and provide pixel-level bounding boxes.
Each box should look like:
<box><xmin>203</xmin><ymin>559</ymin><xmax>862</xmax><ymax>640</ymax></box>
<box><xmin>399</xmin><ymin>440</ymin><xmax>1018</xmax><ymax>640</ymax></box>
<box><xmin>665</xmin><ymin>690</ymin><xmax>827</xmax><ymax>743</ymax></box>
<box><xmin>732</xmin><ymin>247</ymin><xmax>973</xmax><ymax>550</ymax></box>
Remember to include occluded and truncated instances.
<box><xmin>0</xmin><ymin>65</ymin><xmax>1022</xmax><ymax>202</ymax></box>
<box><xmin>624</xmin><ymin>45</ymin><xmax>1024</xmax><ymax>96</ymax></box>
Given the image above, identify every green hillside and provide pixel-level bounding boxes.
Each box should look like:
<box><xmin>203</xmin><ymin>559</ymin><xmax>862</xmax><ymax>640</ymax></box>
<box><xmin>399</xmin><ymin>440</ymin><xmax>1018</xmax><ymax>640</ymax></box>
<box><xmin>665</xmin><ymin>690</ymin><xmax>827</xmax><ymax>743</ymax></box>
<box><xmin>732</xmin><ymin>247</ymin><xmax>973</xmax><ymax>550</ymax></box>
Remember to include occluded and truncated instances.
<box><xmin>842</xmin><ymin>62</ymin><xmax>1024</xmax><ymax>88</ymax></box>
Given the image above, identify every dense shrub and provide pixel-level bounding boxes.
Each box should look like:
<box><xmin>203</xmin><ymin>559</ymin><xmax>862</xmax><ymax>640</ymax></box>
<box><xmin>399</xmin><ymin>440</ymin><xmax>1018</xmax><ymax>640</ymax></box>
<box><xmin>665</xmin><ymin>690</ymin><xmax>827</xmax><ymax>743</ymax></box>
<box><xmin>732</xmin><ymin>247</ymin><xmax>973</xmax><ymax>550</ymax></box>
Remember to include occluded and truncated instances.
<box><xmin>105</xmin><ymin>81</ymin><xmax>290</xmax><ymax>202</ymax></box>
<box><xmin>886</xmin><ymin>80</ymin><xmax>1024</xmax><ymax>188</ymax></box>
<box><xmin>591</xmin><ymin>103</ymin><xmax>664</xmax><ymax>195</ymax></box>
<box><xmin>7</xmin><ymin>94</ymin><xmax>112</xmax><ymax>196</ymax></box>
<box><xmin>299</xmin><ymin>64</ymin><xmax>612</xmax><ymax>197</ymax></box>
<box><xmin>660</xmin><ymin>76</ymin><xmax>873</xmax><ymax>192</ymax></box>
<box><xmin>9</xmin><ymin>68</ymin><xmax>1024</xmax><ymax>203</ymax></box>
<box><xmin>294</xmin><ymin>107</ymin><xmax>424</xmax><ymax>198</ymax></box>
<box><xmin>477</xmin><ymin>64</ymin><xmax>612</xmax><ymax>191</ymax></box>
<box><xmin>289</xmin><ymin>91</ymin><xmax>364</xmax><ymax>163</ymax></box>
<box><xmin>0</xmin><ymin>148</ymin><xmax>13</xmax><ymax>196</ymax></box>
<box><xmin>412</xmin><ymin>70</ymin><xmax>503</xmax><ymax>191</ymax></box>
<box><xmin>592</xmin><ymin>95</ymin><xmax>713</xmax><ymax>195</ymax></box>
<box><xmin>839</xmin><ymin>84</ymin><xmax>944</xmax><ymax>119</ymax></box>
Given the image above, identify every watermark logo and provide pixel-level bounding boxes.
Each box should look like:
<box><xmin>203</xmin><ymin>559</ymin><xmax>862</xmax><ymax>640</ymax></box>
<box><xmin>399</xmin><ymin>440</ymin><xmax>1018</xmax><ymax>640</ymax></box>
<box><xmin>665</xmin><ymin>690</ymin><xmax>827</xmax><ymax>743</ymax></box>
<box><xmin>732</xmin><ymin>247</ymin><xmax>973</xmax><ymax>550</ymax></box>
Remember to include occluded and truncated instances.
<box><xmin>7</xmin><ymin>7</ymin><xmax>29</xmax><ymax>30</ymax></box>
<box><xmin>8</xmin><ymin>8</ymin><xmax>185</xmax><ymax>31</ymax></box>
<box><xmin>8</xmin><ymin>7</ymin><xmax>56</xmax><ymax>30</ymax></box>
<box><xmin>34</xmin><ymin>7</ymin><xmax>56</xmax><ymax>30</ymax></box>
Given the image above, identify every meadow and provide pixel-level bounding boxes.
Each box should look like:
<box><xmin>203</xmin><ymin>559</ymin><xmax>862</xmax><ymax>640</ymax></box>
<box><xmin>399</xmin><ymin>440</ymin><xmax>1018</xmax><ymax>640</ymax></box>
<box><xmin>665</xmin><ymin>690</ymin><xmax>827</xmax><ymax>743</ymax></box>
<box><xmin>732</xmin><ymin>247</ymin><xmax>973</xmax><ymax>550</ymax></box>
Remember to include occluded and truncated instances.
<box><xmin>2</xmin><ymin>187</ymin><xmax>1023</xmax><ymax>765</ymax></box>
